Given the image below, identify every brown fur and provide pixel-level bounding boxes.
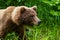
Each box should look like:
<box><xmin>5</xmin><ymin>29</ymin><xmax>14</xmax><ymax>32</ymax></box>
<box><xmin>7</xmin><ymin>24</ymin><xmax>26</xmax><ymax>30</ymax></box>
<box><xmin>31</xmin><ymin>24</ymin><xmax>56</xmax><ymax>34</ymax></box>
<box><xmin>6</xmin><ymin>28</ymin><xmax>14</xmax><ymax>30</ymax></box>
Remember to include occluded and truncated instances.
<box><xmin>0</xmin><ymin>6</ymin><xmax>39</xmax><ymax>40</ymax></box>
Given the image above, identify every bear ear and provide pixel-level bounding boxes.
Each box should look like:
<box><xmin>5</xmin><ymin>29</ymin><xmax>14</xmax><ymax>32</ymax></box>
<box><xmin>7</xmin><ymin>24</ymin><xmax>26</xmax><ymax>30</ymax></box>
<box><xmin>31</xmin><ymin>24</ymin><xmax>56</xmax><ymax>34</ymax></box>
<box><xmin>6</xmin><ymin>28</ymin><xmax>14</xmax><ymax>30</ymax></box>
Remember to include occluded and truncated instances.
<box><xmin>20</xmin><ymin>7</ymin><xmax>26</xmax><ymax>13</ymax></box>
<box><xmin>32</xmin><ymin>6</ymin><xmax>37</xmax><ymax>11</ymax></box>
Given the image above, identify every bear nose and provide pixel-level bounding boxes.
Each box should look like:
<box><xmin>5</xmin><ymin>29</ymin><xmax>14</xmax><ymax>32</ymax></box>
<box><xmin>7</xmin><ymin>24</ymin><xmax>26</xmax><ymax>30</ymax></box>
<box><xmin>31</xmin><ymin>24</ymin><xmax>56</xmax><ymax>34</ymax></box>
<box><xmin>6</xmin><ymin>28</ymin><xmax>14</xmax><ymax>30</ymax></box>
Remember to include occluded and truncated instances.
<box><xmin>38</xmin><ymin>21</ymin><xmax>41</xmax><ymax>25</ymax></box>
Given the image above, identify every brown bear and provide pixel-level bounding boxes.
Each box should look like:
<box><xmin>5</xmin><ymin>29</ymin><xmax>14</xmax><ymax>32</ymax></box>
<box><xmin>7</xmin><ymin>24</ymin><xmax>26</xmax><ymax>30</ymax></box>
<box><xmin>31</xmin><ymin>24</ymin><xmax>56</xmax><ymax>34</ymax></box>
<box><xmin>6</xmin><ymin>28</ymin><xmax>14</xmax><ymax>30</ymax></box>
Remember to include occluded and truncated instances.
<box><xmin>0</xmin><ymin>6</ymin><xmax>41</xmax><ymax>40</ymax></box>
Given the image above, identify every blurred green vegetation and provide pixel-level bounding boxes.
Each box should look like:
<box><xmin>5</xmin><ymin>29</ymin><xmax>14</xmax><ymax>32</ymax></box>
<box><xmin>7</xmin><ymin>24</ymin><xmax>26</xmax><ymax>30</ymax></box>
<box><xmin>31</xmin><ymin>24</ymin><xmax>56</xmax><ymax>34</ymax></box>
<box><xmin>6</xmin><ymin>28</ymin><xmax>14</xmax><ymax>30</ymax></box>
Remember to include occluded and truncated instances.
<box><xmin>0</xmin><ymin>0</ymin><xmax>60</xmax><ymax>40</ymax></box>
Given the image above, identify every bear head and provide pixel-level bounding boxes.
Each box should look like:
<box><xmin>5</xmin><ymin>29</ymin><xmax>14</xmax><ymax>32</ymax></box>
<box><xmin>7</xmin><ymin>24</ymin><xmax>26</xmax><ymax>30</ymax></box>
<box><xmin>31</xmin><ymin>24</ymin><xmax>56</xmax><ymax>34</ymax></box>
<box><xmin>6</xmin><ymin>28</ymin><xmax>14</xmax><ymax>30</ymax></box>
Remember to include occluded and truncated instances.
<box><xmin>11</xmin><ymin>6</ymin><xmax>41</xmax><ymax>26</ymax></box>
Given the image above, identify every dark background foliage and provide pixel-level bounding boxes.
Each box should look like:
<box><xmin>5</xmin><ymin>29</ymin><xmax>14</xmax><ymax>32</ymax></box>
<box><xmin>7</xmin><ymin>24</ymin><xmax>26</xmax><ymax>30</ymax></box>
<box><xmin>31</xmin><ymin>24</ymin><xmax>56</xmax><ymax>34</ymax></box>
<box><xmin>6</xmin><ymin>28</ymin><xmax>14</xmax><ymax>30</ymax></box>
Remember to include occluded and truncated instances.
<box><xmin>0</xmin><ymin>0</ymin><xmax>60</xmax><ymax>40</ymax></box>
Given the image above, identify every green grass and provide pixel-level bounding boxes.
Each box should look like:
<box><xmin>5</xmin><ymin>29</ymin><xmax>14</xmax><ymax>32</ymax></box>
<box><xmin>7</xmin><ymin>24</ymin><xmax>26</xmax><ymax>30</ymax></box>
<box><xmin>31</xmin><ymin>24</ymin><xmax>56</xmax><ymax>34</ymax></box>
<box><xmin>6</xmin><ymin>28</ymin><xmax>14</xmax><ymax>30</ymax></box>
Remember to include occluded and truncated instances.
<box><xmin>0</xmin><ymin>0</ymin><xmax>60</xmax><ymax>40</ymax></box>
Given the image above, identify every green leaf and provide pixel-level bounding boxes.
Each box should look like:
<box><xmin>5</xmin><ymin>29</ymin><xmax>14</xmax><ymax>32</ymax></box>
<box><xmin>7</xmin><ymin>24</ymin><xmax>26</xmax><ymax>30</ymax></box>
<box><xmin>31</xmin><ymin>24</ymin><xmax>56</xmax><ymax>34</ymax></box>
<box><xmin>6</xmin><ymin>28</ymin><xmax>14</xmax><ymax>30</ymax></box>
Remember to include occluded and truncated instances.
<box><xmin>17</xmin><ymin>0</ymin><xmax>21</xmax><ymax>2</ymax></box>
<box><xmin>50</xmin><ymin>10</ymin><xmax>60</xmax><ymax>16</ymax></box>
<box><xmin>58</xmin><ymin>6</ymin><xmax>60</xmax><ymax>9</ymax></box>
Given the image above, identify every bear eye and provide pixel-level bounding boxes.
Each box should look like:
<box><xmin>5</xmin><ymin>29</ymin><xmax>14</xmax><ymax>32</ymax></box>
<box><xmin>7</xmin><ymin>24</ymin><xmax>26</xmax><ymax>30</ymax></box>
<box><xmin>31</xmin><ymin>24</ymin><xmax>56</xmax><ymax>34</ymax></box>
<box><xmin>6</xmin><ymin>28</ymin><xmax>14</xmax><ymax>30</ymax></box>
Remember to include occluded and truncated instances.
<box><xmin>30</xmin><ymin>15</ymin><xmax>34</xmax><ymax>17</ymax></box>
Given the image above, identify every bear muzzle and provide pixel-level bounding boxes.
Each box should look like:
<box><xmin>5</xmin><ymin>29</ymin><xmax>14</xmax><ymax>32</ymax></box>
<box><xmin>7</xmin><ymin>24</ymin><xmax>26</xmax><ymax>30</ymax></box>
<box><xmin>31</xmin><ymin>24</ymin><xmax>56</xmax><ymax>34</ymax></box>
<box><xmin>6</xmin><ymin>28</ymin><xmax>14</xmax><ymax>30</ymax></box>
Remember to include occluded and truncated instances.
<box><xmin>37</xmin><ymin>20</ymin><xmax>41</xmax><ymax>26</ymax></box>
<box><xmin>33</xmin><ymin>16</ymin><xmax>41</xmax><ymax>26</ymax></box>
